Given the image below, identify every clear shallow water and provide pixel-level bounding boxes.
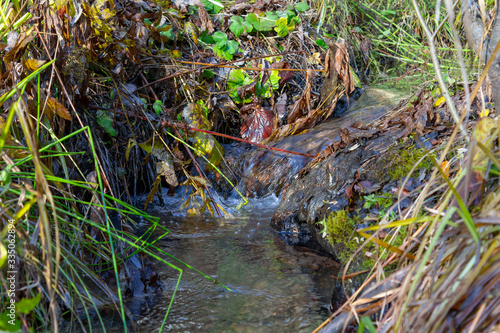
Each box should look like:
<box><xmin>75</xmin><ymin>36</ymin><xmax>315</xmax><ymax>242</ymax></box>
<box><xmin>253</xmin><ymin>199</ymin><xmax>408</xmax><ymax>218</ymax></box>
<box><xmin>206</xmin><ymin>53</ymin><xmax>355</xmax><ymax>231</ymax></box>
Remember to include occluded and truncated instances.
<box><xmin>137</xmin><ymin>194</ymin><xmax>338</xmax><ymax>332</ymax></box>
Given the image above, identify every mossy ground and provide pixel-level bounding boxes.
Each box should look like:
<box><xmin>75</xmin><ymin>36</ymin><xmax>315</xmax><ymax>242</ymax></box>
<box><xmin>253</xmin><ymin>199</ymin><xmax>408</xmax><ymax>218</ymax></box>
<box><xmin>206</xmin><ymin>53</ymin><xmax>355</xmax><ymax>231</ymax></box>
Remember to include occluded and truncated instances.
<box><xmin>319</xmin><ymin>208</ymin><xmax>408</xmax><ymax>271</ymax></box>
<box><xmin>387</xmin><ymin>146</ymin><xmax>436</xmax><ymax>180</ymax></box>
<box><xmin>318</xmin><ymin>210</ymin><xmax>365</xmax><ymax>264</ymax></box>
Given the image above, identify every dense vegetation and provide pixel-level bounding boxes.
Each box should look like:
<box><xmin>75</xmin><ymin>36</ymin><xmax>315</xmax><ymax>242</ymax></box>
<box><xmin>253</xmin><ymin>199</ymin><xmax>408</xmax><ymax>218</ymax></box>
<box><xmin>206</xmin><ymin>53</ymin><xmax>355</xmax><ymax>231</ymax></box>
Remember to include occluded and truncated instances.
<box><xmin>0</xmin><ymin>0</ymin><xmax>499</xmax><ymax>332</ymax></box>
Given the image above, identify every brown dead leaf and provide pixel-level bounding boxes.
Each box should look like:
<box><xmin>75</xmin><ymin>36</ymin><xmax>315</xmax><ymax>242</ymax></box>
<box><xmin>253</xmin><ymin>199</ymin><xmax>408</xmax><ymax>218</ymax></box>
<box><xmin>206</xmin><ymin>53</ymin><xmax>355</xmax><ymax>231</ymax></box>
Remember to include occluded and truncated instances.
<box><xmin>287</xmin><ymin>96</ymin><xmax>306</xmax><ymax>124</ymax></box>
<box><xmin>198</xmin><ymin>5</ymin><xmax>214</xmax><ymax>33</ymax></box>
<box><xmin>46</xmin><ymin>97</ymin><xmax>72</xmax><ymax>121</ymax></box>
<box><xmin>271</xmin><ymin>61</ymin><xmax>294</xmax><ymax>87</ymax></box>
<box><xmin>274</xmin><ymin>93</ymin><xmax>287</xmax><ymax>122</ymax></box>
<box><xmin>152</xmin><ymin>148</ymin><xmax>178</xmax><ymax>186</ymax></box>
<box><xmin>4</xmin><ymin>28</ymin><xmax>35</xmax><ymax>63</ymax></box>
<box><xmin>237</xmin><ymin>80</ymin><xmax>257</xmax><ymax>101</ymax></box>
<box><xmin>334</xmin><ymin>40</ymin><xmax>354</xmax><ymax>95</ymax></box>
<box><xmin>360</xmin><ymin>38</ymin><xmax>372</xmax><ymax>65</ymax></box>
<box><xmin>305</xmin><ymin>68</ymin><xmax>313</xmax><ymax>117</ymax></box>
<box><xmin>145</xmin><ymin>176</ymin><xmax>161</xmax><ymax>210</ymax></box>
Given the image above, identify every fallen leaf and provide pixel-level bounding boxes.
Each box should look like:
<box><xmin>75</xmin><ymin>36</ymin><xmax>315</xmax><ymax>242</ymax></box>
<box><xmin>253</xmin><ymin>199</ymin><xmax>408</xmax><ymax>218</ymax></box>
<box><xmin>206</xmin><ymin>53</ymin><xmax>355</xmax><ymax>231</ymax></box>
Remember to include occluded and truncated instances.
<box><xmin>480</xmin><ymin>109</ymin><xmax>490</xmax><ymax>118</ymax></box>
<box><xmin>145</xmin><ymin>176</ymin><xmax>161</xmax><ymax>210</ymax></box>
<box><xmin>198</xmin><ymin>5</ymin><xmax>214</xmax><ymax>33</ymax></box>
<box><xmin>440</xmin><ymin>161</ymin><xmax>450</xmax><ymax>178</ymax></box>
<box><xmin>274</xmin><ymin>93</ymin><xmax>287</xmax><ymax>121</ymax></box>
<box><xmin>241</xmin><ymin>105</ymin><xmax>274</xmax><ymax>142</ymax></box>
<box><xmin>47</xmin><ymin>97</ymin><xmax>71</xmax><ymax>120</ymax></box>
<box><xmin>24</xmin><ymin>59</ymin><xmax>47</xmax><ymax>72</ymax></box>
<box><xmin>334</xmin><ymin>40</ymin><xmax>354</xmax><ymax>95</ymax></box>
<box><xmin>152</xmin><ymin>148</ymin><xmax>178</xmax><ymax>186</ymax></box>
<box><xmin>434</xmin><ymin>96</ymin><xmax>445</xmax><ymax>107</ymax></box>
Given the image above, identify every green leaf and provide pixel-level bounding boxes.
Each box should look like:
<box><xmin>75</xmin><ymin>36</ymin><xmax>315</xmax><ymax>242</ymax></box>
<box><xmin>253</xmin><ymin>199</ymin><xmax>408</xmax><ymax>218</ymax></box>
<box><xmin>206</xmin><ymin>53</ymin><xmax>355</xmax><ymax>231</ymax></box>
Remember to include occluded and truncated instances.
<box><xmin>16</xmin><ymin>293</ymin><xmax>41</xmax><ymax>314</ymax></box>
<box><xmin>295</xmin><ymin>2</ymin><xmax>309</xmax><ymax>12</ymax></box>
<box><xmin>207</xmin><ymin>138</ymin><xmax>224</xmax><ymax>171</ymax></box>
<box><xmin>153</xmin><ymin>100</ymin><xmax>163</xmax><ymax>115</ymax></box>
<box><xmin>269</xmin><ymin>70</ymin><xmax>281</xmax><ymax>90</ymax></box>
<box><xmin>227</xmin><ymin>69</ymin><xmax>253</xmax><ymax>103</ymax></box>
<box><xmin>350</xmin><ymin>65</ymin><xmax>362</xmax><ymax>88</ymax></box>
<box><xmin>246</xmin><ymin>13</ymin><xmax>276</xmax><ymax>32</ymax></box>
<box><xmin>212</xmin><ymin>31</ymin><xmax>228</xmax><ymax>48</ymax></box>
<box><xmin>256</xmin><ymin>69</ymin><xmax>280</xmax><ymax>98</ymax></box>
<box><xmin>199</xmin><ymin>30</ymin><xmax>214</xmax><ymax>44</ymax></box>
<box><xmin>315</xmin><ymin>38</ymin><xmax>327</xmax><ymax>49</ymax></box>
<box><xmin>0</xmin><ymin>242</ymin><xmax>6</xmax><ymax>268</ymax></box>
<box><xmin>275</xmin><ymin>17</ymin><xmax>288</xmax><ymax>37</ymax></box>
<box><xmin>223</xmin><ymin>51</ymin><xmax>233</xmax><ymax>60</ymax></box>
<box><xmin>202</xmin><ymin>69</ymin><xmax>215</xmax><ymax>79</ymax></box>
<box><xmin>200</xmin><ymin>0</ymin><xmax>223</xmax><ymax>13</ymax></box>
<box><xmin>96</xmin><ymin>110</ymin><xmax>117</xmax><ymax>137</ymax></box>
<box><xmin>274</xmin><ymin>16</ymin><xmax>295</xmax><ymax>37</ymax></box>
<box><xmin>138</xmin><ymin>137</ymin><xmax>164</xmax><ymax>154</ymax></box>
<box><xmin>196</xmin><ymin>100</ymin><xmax>210</xmax><ymax>118</ymax></box>
<box><xmin>0</xmin><ymin>311</ymin><xmax>21</xmax><ymax>332</ymax></box>
<box><xmin>226</xmin><ymin>40</ymin><xmax>239</xmax><ymax>54</ymax></box>
<box><xmin>358</xmin><ymin>316</ymin><xmax>377</xmax><ymax>333</ymax></box>
<box><xmin>160</xmin><ymin>26</ymin><xmax>176</xmax><ymax>40</ymax></box>
<box><xmin>0</xmin><ymin>165</ymin><xmax>12</xmax><ymax>195</ymax></box>
<box><xmin>213</xmin><ymin>44</ymin><xmax>233</xmax><ymax>60</ymax></box>
<box><xmin>230</xmin><ymin>15</ymin><xmax>253</xmax><ymax>37</ymax></box>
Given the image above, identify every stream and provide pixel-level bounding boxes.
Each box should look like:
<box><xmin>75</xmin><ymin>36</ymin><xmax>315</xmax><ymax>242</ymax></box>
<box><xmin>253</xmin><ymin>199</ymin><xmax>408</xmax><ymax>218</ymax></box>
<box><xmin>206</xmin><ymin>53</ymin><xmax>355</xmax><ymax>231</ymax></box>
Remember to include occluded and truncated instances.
<box><xmin>137</xmin><ymin>194</ymin><xmax>338</xmax><ymax>332</ymax></box>
<box><xmin>82</xmin><ymin>87</ymin><xmax>409</xmax><ymax>333</ymax></box>
<box><xmin>132</xmin><ymin>87</ymin><xmax>410</xmax><ymax>332</ymax></box>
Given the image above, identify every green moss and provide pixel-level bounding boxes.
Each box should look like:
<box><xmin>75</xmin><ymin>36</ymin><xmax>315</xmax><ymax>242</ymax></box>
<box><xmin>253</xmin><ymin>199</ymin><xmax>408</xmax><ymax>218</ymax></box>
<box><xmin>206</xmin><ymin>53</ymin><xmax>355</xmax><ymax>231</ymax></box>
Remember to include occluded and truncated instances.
<box><xmin>318</xmin><ymin>210</ymin><xmax>410</xmax><ymax>271</ymax></box>
<box><xmin>317</xmin><ymin>210</ymin><xmax>362</xmax><ymax>263</ymax></box>
<box><xmin>387</xmin><ymin>147</ymin><xmax>436</xmax><ymax>180</ymax></box>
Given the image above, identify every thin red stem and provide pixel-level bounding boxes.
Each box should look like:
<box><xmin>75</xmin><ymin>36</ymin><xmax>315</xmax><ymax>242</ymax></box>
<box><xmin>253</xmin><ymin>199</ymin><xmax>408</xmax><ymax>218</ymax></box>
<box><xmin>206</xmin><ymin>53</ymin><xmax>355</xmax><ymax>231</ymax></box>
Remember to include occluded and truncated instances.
<box><xmin>92</xmin><ymin>107</ymin><xmax>316</xmax><ymax>159</ymax></box>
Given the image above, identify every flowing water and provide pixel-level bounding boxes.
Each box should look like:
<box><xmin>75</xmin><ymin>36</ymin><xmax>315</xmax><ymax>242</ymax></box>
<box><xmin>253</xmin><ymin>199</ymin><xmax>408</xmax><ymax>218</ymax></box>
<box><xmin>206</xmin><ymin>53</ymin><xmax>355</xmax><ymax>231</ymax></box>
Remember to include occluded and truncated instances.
<box><xmin>136</xmin><ymin>193</ymin><xmax>339</xmax><ymax>332</ymax></box>
<box><xmin>238</xmin><ymin>87</ymin><xmax>410</xmax><ymax>197</ymax></box>
<box><xmin>133</xmin><ymin>87</ymin><xmax>410</xmax><ymax>332</ymax></box>
<box><xmin>75</xmin><ymin>87</ymin><xmax>409</xmax><ymax>332</ymax></box>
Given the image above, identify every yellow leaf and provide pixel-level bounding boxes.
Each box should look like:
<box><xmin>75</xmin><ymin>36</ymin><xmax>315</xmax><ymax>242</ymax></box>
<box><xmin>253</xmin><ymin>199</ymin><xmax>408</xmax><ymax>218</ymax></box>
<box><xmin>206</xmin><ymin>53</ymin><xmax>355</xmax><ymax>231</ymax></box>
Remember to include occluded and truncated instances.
<box><xmin>144</xmin><ymin>176</ymin><xmax>161</xmax><ymax>210</ymax></box>
<box><xmin>480</xmin><ymin>109</ymin><xmax>490</xmax><ymax>118</ymax></box>
<box><xmin>184</xmin><ymin>22</ymin><xmax>199</xmax><ymax>44</ymax></box>
<box><xmin>46</xmin><ymin>97</ymin><xmax>71</xmax><ymax>121</ymax></box>
<box><xmin>433</xmin><ymin>96</ymin><xmax>445</xmax><ymax>107</ymax></box>
<box><xmin>307</xmin><ymin>52</ymin><xmax>321</xmax><ymax>65</ymax></box>
<box><xmin>138</xmin><ymin>137</ymin><xmax>164</xmax><ymax>154</ymax></box>
<box><xmin>24</xmin><ymin>59</ymin><xmax>47</xmax><ymax>72</ymax></box>
<box><xmin>440</xmin><ymin>160</ymin><xmax>450</xmax><ymax>178</ymax></box>
<box><xmin>125</xmin><ymin>138</ymin><xmax>136</xmax><ymax>162</ymax></box>
<box><xmin>474</xmin><ymin>116</ymin><xmax>496</xmax><ymax>143</ymax></box>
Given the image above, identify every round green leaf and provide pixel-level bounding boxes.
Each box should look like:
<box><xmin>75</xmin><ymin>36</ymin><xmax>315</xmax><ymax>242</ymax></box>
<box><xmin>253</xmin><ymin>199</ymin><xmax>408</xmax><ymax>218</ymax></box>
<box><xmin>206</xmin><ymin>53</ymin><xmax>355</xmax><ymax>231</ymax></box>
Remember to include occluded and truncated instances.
<box><xmin>295</xmin><ymin>2</ymin><xmax>309</xmax><ymax>12</ymax></box>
